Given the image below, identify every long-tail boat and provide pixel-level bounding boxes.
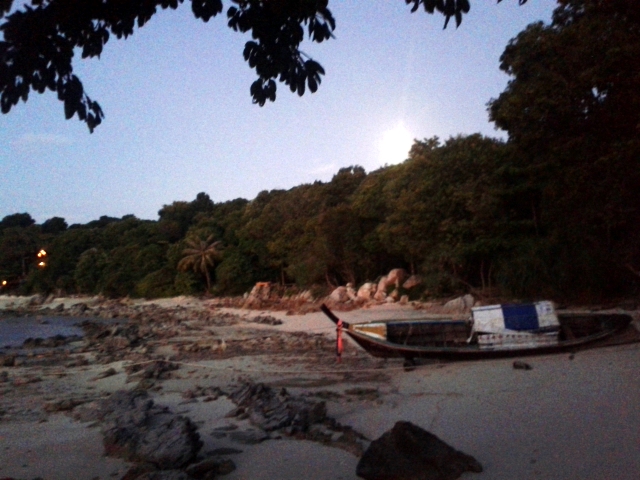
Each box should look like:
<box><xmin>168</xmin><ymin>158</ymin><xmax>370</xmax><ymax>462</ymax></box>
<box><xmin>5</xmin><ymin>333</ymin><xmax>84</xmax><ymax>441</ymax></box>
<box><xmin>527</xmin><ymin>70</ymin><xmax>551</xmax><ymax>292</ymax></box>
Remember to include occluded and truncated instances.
<box><xmin>320</xmin><ymin>302</ymin><xmax>632</xmax><ymax>361</ymax></box>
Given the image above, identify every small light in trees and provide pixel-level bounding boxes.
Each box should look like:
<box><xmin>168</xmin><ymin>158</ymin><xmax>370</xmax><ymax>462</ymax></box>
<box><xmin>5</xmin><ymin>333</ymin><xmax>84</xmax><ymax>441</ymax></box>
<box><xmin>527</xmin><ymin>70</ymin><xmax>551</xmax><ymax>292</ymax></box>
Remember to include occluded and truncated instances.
<box><xmin>1</xmin><ymin>280</ymin><xmax>6</xmax><ymax>286</ymax></box>
<box><xmin>37</xmin><ymin>249</ymin><xmax>47</xmax><ymax>258</ymax></box>
<box><xmin>38</xmin><ymin>262</ymin><xmax>46</xmax><ymax>268</ymax></box>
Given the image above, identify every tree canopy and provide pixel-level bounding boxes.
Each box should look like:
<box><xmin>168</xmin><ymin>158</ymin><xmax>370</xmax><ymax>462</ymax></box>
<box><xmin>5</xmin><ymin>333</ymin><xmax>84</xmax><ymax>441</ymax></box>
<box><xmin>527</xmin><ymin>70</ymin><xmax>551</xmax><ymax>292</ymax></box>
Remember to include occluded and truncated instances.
<box><xmin>1</xmin><ymin>0</ymin><xmax>522</xmax><ymax>131</ymax></box>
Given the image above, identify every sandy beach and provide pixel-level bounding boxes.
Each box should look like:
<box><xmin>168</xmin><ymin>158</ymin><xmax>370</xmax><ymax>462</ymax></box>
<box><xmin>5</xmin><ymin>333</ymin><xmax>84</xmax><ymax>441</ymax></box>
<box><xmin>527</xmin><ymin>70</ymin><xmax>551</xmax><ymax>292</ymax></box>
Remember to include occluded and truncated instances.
<box><xmin>1</xmin><ymin>295</ymin><xmax>639</xmax><ymax>480</ymax></box>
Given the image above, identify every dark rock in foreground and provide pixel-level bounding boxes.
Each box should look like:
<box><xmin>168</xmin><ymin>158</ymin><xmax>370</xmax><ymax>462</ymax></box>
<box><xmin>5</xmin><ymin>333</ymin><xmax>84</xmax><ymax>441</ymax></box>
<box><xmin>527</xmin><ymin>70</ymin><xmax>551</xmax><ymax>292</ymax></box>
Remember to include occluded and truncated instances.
<box><xmin>356</xmin><ymin>421</ymin><xmax>483</xmax><ymax>480</ymax></box>
<box><xmin>97</xmin><ymin>390</ymin><xmax>202</xmax><ymax>469</ymax></box>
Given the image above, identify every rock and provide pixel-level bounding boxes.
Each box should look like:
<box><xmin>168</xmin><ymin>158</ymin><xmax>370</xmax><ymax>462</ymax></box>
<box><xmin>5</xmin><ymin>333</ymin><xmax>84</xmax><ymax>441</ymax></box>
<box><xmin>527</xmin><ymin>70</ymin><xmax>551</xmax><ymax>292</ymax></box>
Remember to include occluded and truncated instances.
<box><xmin>93</xmin><ymin>367</ymin><xmax>118</xmax><ymax>380</ymax></box>
<box><xmin>98</xmin><ymin>390</ymin><xmax>202</xmax><ymax>469</ymax></box>
<box><xmin>228</xmin><ymin>429</ymin><xmax>269</xmax><ymax>445</ymax></box>
<box><xmin>53</xmin><ymin>303</ymin><xmax>65</xmax><ymax>312</ymax></box>
<box><xmin>12</xmin><ymin>376</ymin><xmax>42</xmax><ymax>386</ymax></box>
<box><xmin>28</xmin><ymin>294</ymin><xmax>46</xmax><ymax>306</ymax></box>
<box><xmin>346</xmin><ymin>283</ymin><xmax>357</xmax><ymax>301</ymax></box>
<box><xmin>185</xmin><ymin>457</ymin><xmax>236</xmax><ymax>479</ymax></box>
<box><xmin>68</xmin><ymin>302</ymin><xmax>88</xmax><ymax>315</ymax></box>
<box><xmin>403</xmin><ymin>274</ymin><xmax>423</xmax><ymax>290</ymax></box>
<box><xmin>375</xmin><ymin>276</ymin><xmax>389</xmax><ymax>300</ymax></box>
<box><xmin>0</xmin><ymin>354</ymin><xmax>16</xmax><ymax>367</ymax></box>
<box><xmin>357</xmin><ymin>421</ymin><xmax>483</xmax><ymax>480</ymax></box>
<box><xmin>387</xmin><ymin>268</ymin><xmax>408</xmax><ymax>288</ymax></box>
<box><xmin>133</xmin><ymin>471</ymin><xmax>195</xmax><ymax>480</ymax></box>
<box><xmin>357</xmin><ymin>282</ymin><xmax>377</xmax><ymax>300</ymax></box>
<box><xmin>43</xmin><ymin>398</ymin><xmax>85</xmax><ymax>412</ymax></box>
<box><xmin>442</xmin><ymin>294</ymin><xmax>475</xmax><ymax>314</ymax></box>
<box><xmin>513</xmin><ymin>360</ymin><xmax>532</xmax><ymax>370</ymax></box>
<box><xmin>400</xmin><ymin>295</ymin><xmax>409</xmax><ymax>305</ymax></box>
<box><xmin>250</xmin><ymin>315</ymin><xmax>283</xmax><ymax>326</ymax></box>
<box><xmin>228</xmin><ymin>383</ymin><xmax>326</xmax><ymax>433</ymax></box>
<box><xmin>329</xmin><ymin>286</ymin><xmax>349</xmax><ymax>303</ymax></box>
<box><xmin>125</xmin><ymin>360</ymin><xmax>179</xmax><ymax>381</ymax></box>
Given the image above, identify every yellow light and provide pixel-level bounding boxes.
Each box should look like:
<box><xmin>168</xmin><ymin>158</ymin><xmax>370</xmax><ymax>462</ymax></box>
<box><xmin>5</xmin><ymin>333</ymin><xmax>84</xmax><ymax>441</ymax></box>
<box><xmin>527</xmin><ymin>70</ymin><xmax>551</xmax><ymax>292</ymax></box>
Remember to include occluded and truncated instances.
<box><xmin>38</xmin><ymin>249</ymin><xmax>47</xmax><ymax>258</ymax></box>
<box><xmin>1</xmin><ymin>280</ymin><xmax>6</xmax><ymax>286</ymax></box>
<box><xmin>38</xmin><ymin>261</ymin><xmax>46</xmax><ymax>268</ymax></box>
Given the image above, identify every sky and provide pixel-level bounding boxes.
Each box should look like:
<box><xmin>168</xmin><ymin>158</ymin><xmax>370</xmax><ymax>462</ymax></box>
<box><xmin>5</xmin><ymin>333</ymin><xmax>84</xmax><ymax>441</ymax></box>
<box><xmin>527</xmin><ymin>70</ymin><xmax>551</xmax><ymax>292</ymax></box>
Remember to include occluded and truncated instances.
<box><xmin>1</xmin><ymin>0</ymin><xmax>557</xmax><ymax>225</ymax></box>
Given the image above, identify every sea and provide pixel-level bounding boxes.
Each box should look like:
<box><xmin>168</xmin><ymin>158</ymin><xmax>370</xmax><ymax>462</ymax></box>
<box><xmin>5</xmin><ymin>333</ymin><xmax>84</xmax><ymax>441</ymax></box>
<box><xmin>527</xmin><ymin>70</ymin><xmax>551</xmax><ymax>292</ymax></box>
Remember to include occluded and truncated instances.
<box><xmin>0</xmin><ymin>315</ymin><xmax>86</xmax><ymax>349</ymax></box>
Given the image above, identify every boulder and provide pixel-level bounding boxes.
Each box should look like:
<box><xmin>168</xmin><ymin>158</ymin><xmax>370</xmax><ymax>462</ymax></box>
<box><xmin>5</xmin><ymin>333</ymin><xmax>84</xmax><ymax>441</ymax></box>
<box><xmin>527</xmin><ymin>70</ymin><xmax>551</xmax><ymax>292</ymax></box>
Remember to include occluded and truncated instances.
<box><xmin>228</xmin><ymin>383</ymin><xmax>326</xmax><ymax>434</ymax></box>
<box><xmin>98</xmin><ymin>390</ymin><xmax>202</xmax><ymax>469</ymax></box>
<box><xmin>356</xmin><ymin>421</ymin><xmax>483</xmax><ymax>480</ymax></box>
<box><xmin>329</xmin><ymin>286</ymin><xmax>349</xmax><ymax>303</ymax></box>
<box><xmin>357</xmin><ymin>282</ymin><xmax>377</xmax><ymax>300</ymax></box>
<box><xmin>386</xmin><ymin>268</ymin><xmax>408</xmax><ymax>288</ymax></box>
<box><xmin>346</xmin><ymin>283</ymin><xmax>358</xmax><ymax>301</ymax></box>
<box><xmin>68</xmin><ymin>302</ymin><xmax>88</xmax><ymax>315</ymax></box>
<box><xmin>374</xmin><ymin>276</ymin><xmax>388</xmax><ymax>301</ymax></box>
<box><xmin>403</xmin><ymin>275</ymin><xmax>423</xmax><ymax>290</ymax></box>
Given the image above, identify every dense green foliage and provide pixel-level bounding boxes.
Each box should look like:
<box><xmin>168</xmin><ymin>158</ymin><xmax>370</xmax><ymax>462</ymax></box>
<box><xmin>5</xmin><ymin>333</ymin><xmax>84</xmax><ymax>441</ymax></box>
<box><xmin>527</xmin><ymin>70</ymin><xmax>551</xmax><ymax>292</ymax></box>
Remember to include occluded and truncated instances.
<box><xmin>1</xmin><ymin>0</ymin><xmax>638</xmax><ymax>301</ymax></box>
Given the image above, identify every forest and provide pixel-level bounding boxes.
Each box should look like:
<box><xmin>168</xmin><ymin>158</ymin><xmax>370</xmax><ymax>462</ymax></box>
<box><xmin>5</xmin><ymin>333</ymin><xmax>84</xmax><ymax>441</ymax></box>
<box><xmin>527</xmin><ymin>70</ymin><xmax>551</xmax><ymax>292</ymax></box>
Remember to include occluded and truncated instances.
<box><xmin>2</xmin><ymin>0</ymin><xmax>639</xmax><ymax>302</ymax></box>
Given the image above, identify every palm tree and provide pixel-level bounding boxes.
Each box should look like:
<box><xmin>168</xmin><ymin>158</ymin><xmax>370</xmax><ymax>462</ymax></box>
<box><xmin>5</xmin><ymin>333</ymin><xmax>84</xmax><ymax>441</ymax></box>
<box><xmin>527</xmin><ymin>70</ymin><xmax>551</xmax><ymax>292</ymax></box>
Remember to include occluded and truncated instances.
<box><xmin>177</xmin><ymin>235</ymin><xmax>223</xmax><ymax>292</ymax></box>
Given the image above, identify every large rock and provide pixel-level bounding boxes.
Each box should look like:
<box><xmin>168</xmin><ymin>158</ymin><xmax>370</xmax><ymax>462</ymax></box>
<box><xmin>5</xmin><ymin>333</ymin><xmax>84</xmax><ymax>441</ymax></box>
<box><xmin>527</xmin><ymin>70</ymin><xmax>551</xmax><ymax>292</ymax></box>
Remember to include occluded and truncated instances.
<box><xmin>98</xmin><ymin>390</ymin><xmax>202</xmax><ymax>469</ymax></box>
<box><xmin>357</xmin><ymin>282</ymin><xmax>377</xmax><ymax>300</ymax></box>
<box><xmin>346</xmin><ymin>283</ymin><xmax>358</xmax><ymax>301</ymax></box>
<box><xmin>357</xmin><ymin>421</ymin><xmax>483</xmax><ymax>480</ymax></box>
<box><xmin>228</xmin><ymin>383</ymin><xmax>326</xmax><ymax>433</ymax></box>
<box><xmin>374</xmin><ymin>276</ymin><xmax>388</xmax><ymax>301</ymax></box>
<box><xmin>329</xmin><ymin>286</ymin><xmax>350</xmax><ymax>303</ymax></box>
<box><xmin>386</xmin><ymin>268</ymin><xmax>408</xmax><ymax>288</ymax></box>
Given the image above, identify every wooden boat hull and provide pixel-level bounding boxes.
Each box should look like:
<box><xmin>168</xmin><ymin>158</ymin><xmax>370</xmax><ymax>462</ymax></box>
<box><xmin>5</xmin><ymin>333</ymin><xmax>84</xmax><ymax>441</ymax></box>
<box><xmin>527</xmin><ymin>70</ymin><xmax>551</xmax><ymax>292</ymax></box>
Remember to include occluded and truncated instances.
<box><xmin>320</xmin><ymin>304</ymin><xmax>632</xmax><ymax>360</ymax></box>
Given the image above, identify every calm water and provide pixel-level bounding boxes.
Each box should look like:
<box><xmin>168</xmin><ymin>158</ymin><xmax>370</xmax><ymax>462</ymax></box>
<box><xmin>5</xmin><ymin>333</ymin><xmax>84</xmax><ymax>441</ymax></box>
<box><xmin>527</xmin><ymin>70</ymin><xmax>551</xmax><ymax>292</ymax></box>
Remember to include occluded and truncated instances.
<box><xmin>0</xmin><ymin>316</ymin><xmax>86</xmax><ymax>348</ymax></box>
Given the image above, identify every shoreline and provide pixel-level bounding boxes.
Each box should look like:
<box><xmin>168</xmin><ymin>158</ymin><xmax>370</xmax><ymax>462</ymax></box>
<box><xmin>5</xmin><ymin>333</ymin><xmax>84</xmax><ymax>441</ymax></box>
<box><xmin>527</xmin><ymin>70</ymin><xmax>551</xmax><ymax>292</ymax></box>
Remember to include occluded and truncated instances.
<box><xmin>1</xmin><ymin>295</ymin><xmax>639</xmax><ymax>479</ymax></box>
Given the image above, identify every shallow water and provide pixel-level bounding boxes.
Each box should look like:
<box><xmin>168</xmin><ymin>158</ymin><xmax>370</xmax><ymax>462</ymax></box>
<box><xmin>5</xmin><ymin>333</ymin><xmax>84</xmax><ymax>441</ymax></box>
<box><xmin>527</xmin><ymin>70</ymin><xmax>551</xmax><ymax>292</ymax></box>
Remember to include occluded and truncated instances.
<box><xmin>0</xmin><ymin>316</ymin><xmax>85</xmax><ymax>348</ymax></box>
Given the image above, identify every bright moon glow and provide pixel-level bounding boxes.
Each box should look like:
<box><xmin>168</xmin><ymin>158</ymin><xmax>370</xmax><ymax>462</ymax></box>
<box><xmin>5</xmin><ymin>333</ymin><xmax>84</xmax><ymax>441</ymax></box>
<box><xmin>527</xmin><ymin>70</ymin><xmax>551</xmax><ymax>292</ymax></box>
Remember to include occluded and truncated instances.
<box><xmin>379</xmin><ymin>124</ymin><xmax>414</xmax><ymax>166</ymax></box>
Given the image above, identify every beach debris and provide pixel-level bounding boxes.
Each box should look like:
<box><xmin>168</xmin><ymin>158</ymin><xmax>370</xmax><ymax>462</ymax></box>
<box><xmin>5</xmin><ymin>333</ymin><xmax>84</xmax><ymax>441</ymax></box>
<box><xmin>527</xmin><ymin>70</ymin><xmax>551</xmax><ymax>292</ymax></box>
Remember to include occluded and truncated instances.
<box><xmin>97</xmin><ymin>389</ymin><xmax>202</xmax><ymax>469</ymax></box>
<box><xmin>513</xmin><ymin>360</ymin><xmax>533</xmax><ymax>370</ymax></box>
<box><xmin>357</xmin><ymin>421</ymin><xmax>483</xmax><ymax>480</ymax></box>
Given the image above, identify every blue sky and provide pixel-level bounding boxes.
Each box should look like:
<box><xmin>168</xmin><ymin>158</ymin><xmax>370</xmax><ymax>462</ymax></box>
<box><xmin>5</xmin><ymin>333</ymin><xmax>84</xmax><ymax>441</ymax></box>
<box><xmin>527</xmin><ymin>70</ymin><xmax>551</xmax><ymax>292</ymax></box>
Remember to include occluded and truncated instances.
<box><xmin>1</xmin><ymin>0</ymin><xmax>557</xmax><ymax>225</ymax></box>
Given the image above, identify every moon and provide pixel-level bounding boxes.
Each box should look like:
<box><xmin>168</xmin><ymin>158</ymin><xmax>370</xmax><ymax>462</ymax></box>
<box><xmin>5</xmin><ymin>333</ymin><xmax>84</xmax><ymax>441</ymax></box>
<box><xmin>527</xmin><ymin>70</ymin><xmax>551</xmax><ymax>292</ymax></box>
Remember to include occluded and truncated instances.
<box><xmin>379</xmin><ymin>124</ymin><xmax>414</xmax><ymax>166</ymax></box>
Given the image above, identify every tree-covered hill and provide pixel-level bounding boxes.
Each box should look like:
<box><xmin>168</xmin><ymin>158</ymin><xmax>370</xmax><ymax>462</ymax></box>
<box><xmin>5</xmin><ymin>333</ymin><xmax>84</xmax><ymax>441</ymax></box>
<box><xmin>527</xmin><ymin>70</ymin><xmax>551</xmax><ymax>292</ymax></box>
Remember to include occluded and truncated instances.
<box><xmin>2</xmin><ymin>0</ymin><xmax>638</xmax><ymax>302</ymax></box>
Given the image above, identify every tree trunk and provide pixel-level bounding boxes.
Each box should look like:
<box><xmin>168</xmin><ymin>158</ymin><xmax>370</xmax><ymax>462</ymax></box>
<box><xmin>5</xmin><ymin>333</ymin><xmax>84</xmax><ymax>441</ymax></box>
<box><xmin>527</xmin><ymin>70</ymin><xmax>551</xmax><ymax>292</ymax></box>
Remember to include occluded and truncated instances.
<box><xmin>204</xmin><ymin>268</ymin><xmax>212</xmax><ymax>293</ymax></box>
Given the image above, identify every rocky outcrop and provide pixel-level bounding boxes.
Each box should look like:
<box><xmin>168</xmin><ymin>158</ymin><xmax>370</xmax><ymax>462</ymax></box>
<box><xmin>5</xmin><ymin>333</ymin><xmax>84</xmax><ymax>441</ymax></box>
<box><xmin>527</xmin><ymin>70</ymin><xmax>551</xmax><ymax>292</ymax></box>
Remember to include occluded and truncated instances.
<box><xmin>357</xmin><ymin>282</ymin><xmax>377</xmax><ymax>300</ymax></box>
<box><xmin>357</xmin><ymin>421</ymin><xmax>483</xmax><ymax>480</ymax></box>
<box><xmin>227</xmin><ymin>383</ymin><xmax>326</xmax><ymax>433</ymax></box>
<box><xmin>97</xmin><ymin>390</ymin><xmax>202</xmax><ymax>469</ymax></box>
